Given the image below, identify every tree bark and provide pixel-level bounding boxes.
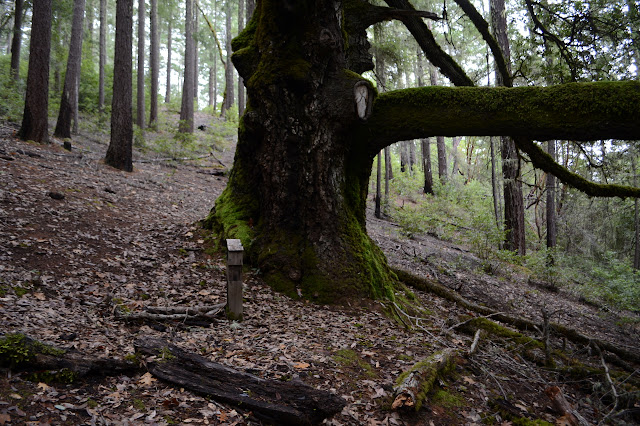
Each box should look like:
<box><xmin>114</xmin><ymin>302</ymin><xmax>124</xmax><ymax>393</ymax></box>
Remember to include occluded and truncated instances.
<box><xmin>375</xmin><ymin>152</ymin><xmax>382</xmax><ymax>218</ymax></box>
<box><xmin>490</xmin><ymin>137</ymin><xmax>502</xmax><ymax>230</ymax></box>
<box><xmin>193</xmin><ymin>5</ymin><xmax>199</xmax><ymax>106</ymax></box>
<box><xmin>491</xmin><ymin>0</ymin><xmax>525</xmax><ymax>255</ymax></box>
<box><xmin>237</xmin><ymin>0</ymin><xmax>245</xmax><ymax>118</ymax></box>
<box><xmin>221</xmin><ymin>0</ymin><xmax>234</xmax><ymax>118</ymax></box>
<box><xmin>98</xmin><ymin>0</ymin><xmax>106</xmax><ymax>114</ymax></box>
<box><xmin>134</xmin><ymin>337</ymin><xmax>346</xmax><ymax>425</ymax></box>
<box><xmin>136</xmin><ymin>0</ymin><xmax>145</xmax><ymax>129</ymax></box>
<box><xmin>9</xmin><ymin>0</ymin><xmax>23</xmax><ymax>82</ymax></box>
<box><xmin>421</xmin><ymin>139</ymin><xmax>433</xmax><ymax>194</ymax></box>
<box><xmin>18</xmin><ymin>0</ymin><xmax>52</xmax><ymax>144</ymax></box>
<box><xmin>634</xmin><ymin>155</ymin><xmax>640</xmax><ymax>270</ymax></box>
<box><xmin>53</xmin><ymin>0</ymin><xmax>86</xmax><ymax>139</ymax></box>
<box><xmin>209</xmin><ymin>49</ymin><xmax>216</xmax><ymax>109</ymax></box>
<box><xmin>546</xmin><ymin>140</ymin><xmax>557</xmax><ymax>249</ymax></box>
<box><xmin>165</xmin><ymin>15</ymin><xmax>172</xmax><ymax>104</ymax></box>
<box><xmin>179</xmin><ymin>0</ymin><xmax>195</xmax><ymax>133</ymax></box>
<box><xmin>149</xmin><ymin>0</ymin><xmax>159</xmax><ymax>127</ymax></box>
<box><xmin>210</xmin><ymin>0</ymin><xmax>640</xmax><ymax>302</ymax></box>
<box><xmin>105</xmin><ymin>0</ymin><xmax>133</xmax><ymax>172</ymax></box>
<box><xmin>384</xmin><ymin>146</ymin><xmax>391</xmax><ymax>208</ymax></box>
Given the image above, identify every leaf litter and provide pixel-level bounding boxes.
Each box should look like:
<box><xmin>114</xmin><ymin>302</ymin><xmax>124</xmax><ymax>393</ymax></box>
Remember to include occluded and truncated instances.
<box><xmin>0</xmin><ymin>123</ymin><xmax>639</xmax><ymax>425</ymax></box>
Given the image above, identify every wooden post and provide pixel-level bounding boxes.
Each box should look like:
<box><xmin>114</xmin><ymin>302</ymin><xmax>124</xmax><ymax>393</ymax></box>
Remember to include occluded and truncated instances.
<box><xmin>226</xmin><ymin>239</ymin><xmax>243</xmax><ymax>320</ymax></box>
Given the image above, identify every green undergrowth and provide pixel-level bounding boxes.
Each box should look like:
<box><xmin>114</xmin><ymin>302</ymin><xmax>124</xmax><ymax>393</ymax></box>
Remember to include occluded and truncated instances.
<box><xmin>332</xmin><ymin>348</ymin><xmax>378</xmax><ymax>379</ymax></box>
<box><xmin>0</xmin><ymin>333</ymin><xmax>66</xmax><ymax>369</ymax></box>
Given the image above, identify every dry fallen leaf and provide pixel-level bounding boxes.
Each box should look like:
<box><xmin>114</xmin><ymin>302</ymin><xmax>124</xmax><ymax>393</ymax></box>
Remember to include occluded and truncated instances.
<box><xmin>293</xmin><ymin>362</ymin><xmax>310</xmax><ymax>370</ymax></box>
<box><xmin>0</xmin><ymin>413</ymin><xmax>10</xmax><ymax>425</ymax></box>
<box><xmin>138</xmin><ymin>372</ymin><xmax>157</xmax><ymax>386</ymax></box>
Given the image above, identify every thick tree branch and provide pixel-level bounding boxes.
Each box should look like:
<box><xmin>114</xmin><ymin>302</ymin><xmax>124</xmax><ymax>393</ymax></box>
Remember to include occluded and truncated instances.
<box><xmin>453</xmin><ymin>0</ymin><xmax>511</xmax><ymax>86</ymax></box>
<box><xmin>362</xmin><ymin>81</ymin><xmax>640</xmax><ymax>150</ymax></box>
<box><xmin>359</xmin><ymin>81</ymin><xmax>640</xmax><ymax>197</ymax></box>
<box><xmin>383</xmin><ymin>0</ymin><xmax>475</xmax><ymax>87</ymax></box>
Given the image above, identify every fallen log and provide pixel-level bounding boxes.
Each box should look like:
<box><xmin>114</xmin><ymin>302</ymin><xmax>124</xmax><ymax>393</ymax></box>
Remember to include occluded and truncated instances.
<box><xmin>0</xmin><ymin>333</ymin><xmax>136</xmax><ymax>378</ymax></box>
<box><xmin>134</xmin><ymin>337</ymin><xmax>345</xmax><ymax>425</ymax></box>
<box><xmin>544</xmin><ymin>386</ymin><xmax>589</xmax><ymax>426</ymax></box>
<box><xmin>393</xmin><ymin>267</ymin><xmax>640</xmax><ymax>366</ymax></box>
<box><xmin>392</xmin><ymin>348</ymin><xmax>457</xmax><ymax>411</ymax></box>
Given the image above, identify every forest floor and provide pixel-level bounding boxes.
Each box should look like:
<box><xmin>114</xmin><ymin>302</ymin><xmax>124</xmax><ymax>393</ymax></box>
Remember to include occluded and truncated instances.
<box><xmin>0</xmin><ymin>115</ymin><xmax>639</xmax><ymax>426</ymax></box>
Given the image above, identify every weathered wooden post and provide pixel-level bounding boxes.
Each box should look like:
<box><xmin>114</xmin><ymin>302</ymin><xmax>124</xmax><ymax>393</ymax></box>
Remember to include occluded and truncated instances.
<box><xmin>226</xmin><ymin>239</ymin><xmax>243</xmax><ymax>320</ymax></box>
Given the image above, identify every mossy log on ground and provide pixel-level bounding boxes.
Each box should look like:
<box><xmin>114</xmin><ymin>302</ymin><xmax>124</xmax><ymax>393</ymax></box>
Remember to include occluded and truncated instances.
<box><xmin>0</xmin><ymin>333</ymin><xmax>136</xmax><ymax>378</ymax></box>
<box><xmin>392</xmin><ymin>348</ymin><xmax>457</xmax><ymax>411</ymax></box>
<box><xmin>134</xmin><ymin>337</ymin><xmax>346</xmax><ymax>425</ymax></box>
<box><xmin>393</xmin><ymin>268</ymin><xmax>640</xmax><ymax>366</ymax></box>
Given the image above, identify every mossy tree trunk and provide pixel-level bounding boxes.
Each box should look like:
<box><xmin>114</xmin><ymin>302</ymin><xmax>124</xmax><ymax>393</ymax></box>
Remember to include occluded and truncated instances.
<box><xmin>206</xmin><ymin>0</ymin><xmax>640</xmax><ymax>303</ymax></box>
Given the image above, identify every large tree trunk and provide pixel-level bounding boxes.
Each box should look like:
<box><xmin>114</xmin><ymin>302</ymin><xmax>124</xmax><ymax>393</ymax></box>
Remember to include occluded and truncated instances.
<box><xmin>9</xmin><ymin>0</ymin><xmax>22</xmax><ymax>82</ymax></box>
<box><xmin>208</xmin><ymin>0</ymin><xmax>640</xmax><ymax>303</ymax></box>
<box><xmin>491</xmin><ymin>0</ymin><xmax>526</xmax><ymax>255</ymax></box>
<box><xmin>193</xmin><ymin>6</ymin><xmax>199</xmax><ymax>106</ymax></box>
<box><xmin>18</xmin><ymin>0</ymin><xmax>52</xmax><ymax>144</ymax></box>
<box><xmin>53</xmin><ymin>0</ymin><xmax>86</xmax><ymax>139</ymax></box>
<box><xmin>149</xmin><ymin>0</ymin><xmax>159</xmax><ymax>127</ymax></box>
<box><xmin>207</xmin><ymin>1</ymin><xmax>396</xmax><ymax>302</ymax></box>
<box><xmin>421</xmin><ymin>138</ymin><xmax>433</xmax><ymax>194</ymax></box>
<box><xmin>98</xmin><ymin>0</ymin><xmax>106</xmax><ymax>114</ymax></box>
<box><xmin>136</xmin><ymin>0</ymin><xmax>145</xmax><ymax>129</ymax></box>
<box><xmin>105</xmin><ymin>0</ymin><xmax>133</xmax><ymax>172</ymax></box>
<box><xmin>179</xmin><ymin>0</ymin><xmax>195</xmax><ymax>133</ymax></box>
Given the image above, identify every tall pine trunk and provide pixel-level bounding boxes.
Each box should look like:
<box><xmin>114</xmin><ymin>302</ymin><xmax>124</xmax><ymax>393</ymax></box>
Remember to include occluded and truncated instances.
<box><xmin>18</xmin><ymin>0</ymin><xmax>52</xmax><ymax>143</ymax></box>
<box><xmin>491</xmin><ymin>0</ymin><xmax>526</xmax><ymax>255</ymax></box>
<box><xmin>54</xmin><ymin>0</ymin><xmax>86</xmax><ymax>139</ymax></box>
<box><xmin>179</xmin><ymin>0</ymin><xmax>195</xmax><ymax>133</ymax></box>
<box><xmin>546</xmin><ymin>140</ymin><xmax>557</xmax><ymax>249</ymax></box>
<box><xmin>9</xmin><ymin>0</ymin><xmax>23</xmax><ymax>82</ymax></box>
<box><xmin>149</xmin><ymin>0</ymin><xmax>159</xmax><ymax>127</ymax></box>
<box><xmin>193</xmin><ymin>7</ymin><xmax>199</xmax><ymax>107</ymax></box>
<box><xmin>98</xmin><ymin>0</ymin><xmax>106</xmax><ymax>114</ymax></box>
<box><xmin>221</xmin><ymin>0</ymin><xmax>234</xmax><ymax>118</ymax></box>
<box><xmin>165</xmin><ymin>15</ymin><xmax>172</xmax><ymax>103</ymax></box>
<box><xmin>421</xmin><ymin>139</ymin><xmax>433</xmax><ymax>194</ymax></box>
<box><xmin>136</xmin><ymin>0</ymin><xmax>145</xmax><ymax>129</ymax></box>
<box><xmin>237</xmin><ymin>0</ymin><xmax>245</xmax><ymax>118</ymax></box>
<box><xmin>105</xmin><ymin>0</ymin><xmax>133</xmax><ymax>172</ymax></box>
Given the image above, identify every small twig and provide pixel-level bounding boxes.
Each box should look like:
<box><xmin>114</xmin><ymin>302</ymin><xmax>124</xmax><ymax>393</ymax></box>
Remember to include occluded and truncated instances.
<box><xmin>592</xmin><ymin>342</ymin><xmax>619</xmax><ymax>425</ymax></box>
<box><xmin>145</xmin><ymin>303</ymin><xmax>226</xmax><ymax>315</ymax></box>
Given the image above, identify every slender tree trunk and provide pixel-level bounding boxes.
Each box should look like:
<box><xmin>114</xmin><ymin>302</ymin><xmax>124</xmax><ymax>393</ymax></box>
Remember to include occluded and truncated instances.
<box><xmin>546</xmin><ymin>140</ymin><xmax>557</xmax><ymax>249</ymax></box>
<box><xmin>246</xmin><ymin>0</ymin><xmax>255</xmax><ymax>18</ymax></box>
<box><xmin>73</xmin><ymin>73</ymin><xmax>79</xmax><ymax>134</ymax></box>
<box><xmin>18</xmin><ymin>0</ymin><xmax>52</xmax><ymax>143</ymax></box>
<box><xmin>98</xmin><ymin>0</ymin><xmax>106</xmax><ymax>114</ymax></box>
<box><xmin>85</xmin><ymin>0</ymin><xmax>94</xmax><ymax>47</ymax></box>
<box><xmin>105</xmin><ymin>0</ymin><xmax>133</xmax><ymax>172</ymax></box>
<box><xmin>490</xmin><ymin>136</ymin><xmax>502</xmax><ymax>230</ymax></box>
<box><xmin>9</xmin><ymin>0</ymin><xmax>23</xmax><ymax>82</ymax></box>
<box><xmin>451</xmin><ymin>136</ymin><xmax>461</xmax><ymax>179</ymax></box>
<box><xmin>421</xmin><ymin>138</ymin><xmax>433</xmax><ymax>194</ymax></box>
<box><xmin>384</xmin><ymin>146</ymin><xmax>391</xmax><ymax>210</ymax></box>
<box><xmin>149</xmin><ymin>0</ymin><xmax>158</xmax><ymax>127</ymax></box>
<box><xmin>237</xmin><ymin>0</ymin><xmax>245</xmax><ymax>118</ymax></box>
<box><xmin>375</xmin><ymin>152</ymin><xmax>382</xmax><ymax>218</ymax></box>
<box><xmin>400</xmin><ymin>142</ymin><xmax>408</xmax><ymax>173</ymax></box>
<box><xmin>54</xmin><ymin>0</ymin><xmax>86</xmax><ymax>139</ymax></box>
<box><xmin>634</xmin><ymin>155</ymin><xmax>640</xmax><ymax>270</ymax></box>
<box><xmin>209</xmin><ymin>49</ymin><xmax>216</xmax><ymax>109</ymax></box>
<box><xmin>429</xmin><ymin>66</ymin><xmax>447</xmax><ymax>183</ymax></box>
<box><xmin>136</xmin><ymin>0</ymin><xmax>145</xmax><ymax>129</ymax></box>
<box><xmin>221</xmin><ymin>0</ymin><xmax>234</xmax><ymax>118</ymax></box>
<box><xmin>165</xmin><ymin>16</ymin><xmax>172</xmax><ymax>103</ymax></box>
<box><xmin>179</xmin><ymin>0</ymin><xmax>195</xmax><ymax>133</ymax></box>
<box><xmin>491</xmin><ymin>0</ymin><xmax>526</xmax><ymax>255</ymax></box>
<box><xmin>193</xmin><ymin>6</ymin><xmax>199</xmax><ymax>107</ymax></box>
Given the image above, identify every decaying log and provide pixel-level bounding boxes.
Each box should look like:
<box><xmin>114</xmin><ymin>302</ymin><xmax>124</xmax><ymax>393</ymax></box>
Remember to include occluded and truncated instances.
<box><xmin>544</xmin><ymin>386</ymin><xmax>590</xmax><ymax>426</ymax></box>
<box><xmin>116</xmin><ymin>303</ymin><xmax>226</xmax><ymax>325</ymax></box>
<box><xmin>393</xmin><ymin>267</ymin><xmax>640</xmax><ymax>366</ymax></box>
<box><xmin>392</xmin><ymin>348</ymin><xmax>457</xmax><ymax>411</ymax></box>
<box><xmin>0</xmin><ymin>334</ymin><xmax>136</xmax><ymax>377</ymax></box>
<box><xmin>134</xmin><ymin>337</ymin><xmax>345</xmax><ymax>425</ymax></box>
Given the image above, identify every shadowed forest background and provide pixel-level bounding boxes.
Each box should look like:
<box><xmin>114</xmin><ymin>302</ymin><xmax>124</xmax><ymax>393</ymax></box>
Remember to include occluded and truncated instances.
<box><xmin>1</xmin><ymin>0</ymin><xmax>640</xmax><ymax>424</ymax></box>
